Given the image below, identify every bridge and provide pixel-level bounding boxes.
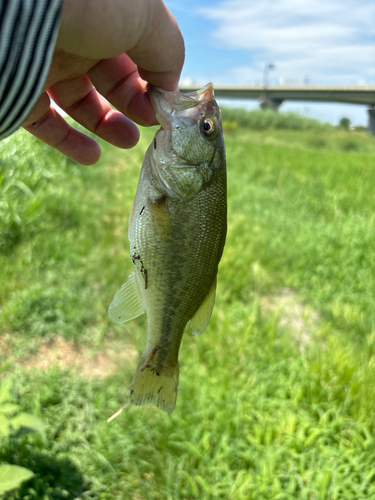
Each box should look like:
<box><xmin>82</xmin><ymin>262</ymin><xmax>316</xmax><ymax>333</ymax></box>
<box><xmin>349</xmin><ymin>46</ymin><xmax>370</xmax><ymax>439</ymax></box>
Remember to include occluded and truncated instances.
<box><xmin>179</xmin><ymin>84</ymin><xmax>375</xmax><ymax>134</ymax></box>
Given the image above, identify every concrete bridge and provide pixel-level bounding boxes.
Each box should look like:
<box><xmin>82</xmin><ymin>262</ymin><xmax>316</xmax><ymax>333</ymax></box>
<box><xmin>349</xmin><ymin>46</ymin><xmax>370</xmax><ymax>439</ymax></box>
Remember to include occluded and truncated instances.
<box><xmin>179</xmin><ymin>84</ymin><xmax>375</xmax><ymax>134</ymax></box>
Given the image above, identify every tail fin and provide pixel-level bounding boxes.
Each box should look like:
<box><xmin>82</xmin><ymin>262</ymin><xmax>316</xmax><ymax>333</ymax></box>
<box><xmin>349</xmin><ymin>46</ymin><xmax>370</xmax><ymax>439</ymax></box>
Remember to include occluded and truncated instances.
<box><xmin>130</xmin><ymin>349</ymin><xmax>179</xmax><ymax>414</ymax></box>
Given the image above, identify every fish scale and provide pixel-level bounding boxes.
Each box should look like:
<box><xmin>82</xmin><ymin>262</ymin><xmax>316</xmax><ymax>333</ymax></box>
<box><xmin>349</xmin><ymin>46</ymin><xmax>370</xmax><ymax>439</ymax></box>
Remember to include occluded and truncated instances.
<box><xmin>108</xmin><ymin>83</ymin><xmax>227</xmax><ymax>414</ymax></box>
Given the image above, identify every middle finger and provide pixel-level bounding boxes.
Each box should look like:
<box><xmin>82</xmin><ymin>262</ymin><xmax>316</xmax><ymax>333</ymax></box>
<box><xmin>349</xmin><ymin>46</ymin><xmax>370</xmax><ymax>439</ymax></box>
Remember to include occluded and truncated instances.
<box><xmin>48</xmin><ymin>75</ymin><xmax>140</xmax><ymax>149</ymax></box>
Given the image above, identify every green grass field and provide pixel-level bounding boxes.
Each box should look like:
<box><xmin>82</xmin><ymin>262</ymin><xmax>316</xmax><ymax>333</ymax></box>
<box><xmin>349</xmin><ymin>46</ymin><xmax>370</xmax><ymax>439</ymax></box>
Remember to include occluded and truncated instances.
<box><xmin>1</xmin><ymin>110</ymin><xmax>375</xmax><ymax>499</ymax></box>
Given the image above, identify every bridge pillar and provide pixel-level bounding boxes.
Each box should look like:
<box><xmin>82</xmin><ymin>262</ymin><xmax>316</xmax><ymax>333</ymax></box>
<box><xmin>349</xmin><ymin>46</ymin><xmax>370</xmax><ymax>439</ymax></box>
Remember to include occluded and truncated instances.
<box><xmin>368</xmin><ymin>106</ymin><xmax>375</xmax><ymax>135</ymax></box>
<box><xmin>259</xmin><ymin>96</ymin><xmax>283</xmax><ymax>111</ymax></box>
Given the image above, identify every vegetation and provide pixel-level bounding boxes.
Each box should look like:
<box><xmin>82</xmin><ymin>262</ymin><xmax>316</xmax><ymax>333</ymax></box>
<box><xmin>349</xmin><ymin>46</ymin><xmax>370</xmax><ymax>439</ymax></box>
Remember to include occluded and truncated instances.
<box><xmin>221</xmin><ymin>106</ymin><xmax>332</xmax><ymax>131</ymax></box>
<box><xmin>0</xmin><ymin>370</ymin><xmax>46</xmax><ymax>496</ymax></box>
<box><xmin>339</xmin><ymin>117</ymin><xmax>351</xmax><ymax>130</ymax></box>
<box><xmin>1</xmin><ymin>110</ymin><xmax>375</xmax><ymax>499</ymax></box>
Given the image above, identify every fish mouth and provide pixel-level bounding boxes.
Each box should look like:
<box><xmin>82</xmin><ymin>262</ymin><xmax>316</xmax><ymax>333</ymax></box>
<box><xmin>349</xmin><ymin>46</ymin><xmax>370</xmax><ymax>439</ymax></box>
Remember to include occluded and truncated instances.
<box><xmin>149</xmin><ymin>83</ymin><xmax>216</xmax><ymax>129</ymax></box>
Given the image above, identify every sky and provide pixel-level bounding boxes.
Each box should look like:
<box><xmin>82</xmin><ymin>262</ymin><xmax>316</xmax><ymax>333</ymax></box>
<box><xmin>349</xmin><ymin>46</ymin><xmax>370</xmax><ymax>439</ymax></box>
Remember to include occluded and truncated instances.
<box><xmin>165</xmin><ymin>0</ymin><xmax>375</xmax><ymax>126</ymax></box>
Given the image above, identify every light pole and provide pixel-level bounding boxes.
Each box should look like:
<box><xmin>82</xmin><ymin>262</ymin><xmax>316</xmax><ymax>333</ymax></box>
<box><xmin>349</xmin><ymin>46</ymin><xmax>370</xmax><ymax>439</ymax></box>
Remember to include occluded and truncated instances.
<box><xmin>261</xmin><ymin>62</ymin><xmax>275</xmax><ymax>109</ymax></box>
<box><xmin>263</xmin><ymin>62</ymin><xmax>275</xmax><ymax>89</ymax></box>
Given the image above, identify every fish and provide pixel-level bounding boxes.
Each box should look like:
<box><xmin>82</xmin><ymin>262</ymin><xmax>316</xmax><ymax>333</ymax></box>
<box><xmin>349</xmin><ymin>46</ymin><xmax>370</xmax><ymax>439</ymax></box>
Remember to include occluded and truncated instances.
<box><xmin>108</xmin><ymin>83</ymin><xmax>227</xmax><ymax>414</ymax></box>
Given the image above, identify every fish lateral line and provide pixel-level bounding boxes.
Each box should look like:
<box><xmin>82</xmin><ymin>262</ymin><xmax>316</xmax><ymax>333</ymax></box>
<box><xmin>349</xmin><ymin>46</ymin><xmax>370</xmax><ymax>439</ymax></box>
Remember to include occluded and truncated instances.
<box><xmin>140</xmin><ymin>346</ymin><xmax>159</xmax><ymax>372</ymax></box>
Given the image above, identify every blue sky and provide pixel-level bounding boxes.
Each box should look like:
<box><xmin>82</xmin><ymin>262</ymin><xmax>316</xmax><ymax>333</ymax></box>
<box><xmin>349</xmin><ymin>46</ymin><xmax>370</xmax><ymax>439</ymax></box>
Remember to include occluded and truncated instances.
<box><xmin>165</xmin><ymin>0</ymin><xmax>375</xmax><ymax>126</ymax></box>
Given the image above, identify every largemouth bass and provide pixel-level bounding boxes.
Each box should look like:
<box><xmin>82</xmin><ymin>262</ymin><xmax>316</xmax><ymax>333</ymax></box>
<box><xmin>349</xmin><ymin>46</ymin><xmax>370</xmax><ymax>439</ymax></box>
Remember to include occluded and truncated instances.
<box><xmin>109</xmin><ymin>83</ymin><xmax>227</xmax><ymax>414</ymax></box>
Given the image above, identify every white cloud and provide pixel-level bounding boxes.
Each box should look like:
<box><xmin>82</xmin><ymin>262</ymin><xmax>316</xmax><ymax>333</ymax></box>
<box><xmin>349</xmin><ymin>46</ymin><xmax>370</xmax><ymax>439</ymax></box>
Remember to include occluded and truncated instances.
<box><xmin>199</xmin><ymin>0</ymin><xmax>375</xmax><ymax>84</ymax></box>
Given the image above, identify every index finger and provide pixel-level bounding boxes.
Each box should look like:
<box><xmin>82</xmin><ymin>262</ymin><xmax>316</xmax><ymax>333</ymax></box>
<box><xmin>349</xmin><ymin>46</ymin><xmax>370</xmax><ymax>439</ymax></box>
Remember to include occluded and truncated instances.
<box><xmin>88</xmin><ymin>54</ymin><xmax>157</xmax><ymax>127</ymax></box>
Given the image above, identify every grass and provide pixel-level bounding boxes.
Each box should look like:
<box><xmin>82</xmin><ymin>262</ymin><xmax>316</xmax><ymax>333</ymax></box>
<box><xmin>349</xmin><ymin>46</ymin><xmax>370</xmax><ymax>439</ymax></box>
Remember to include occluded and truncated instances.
<box><xmin>1</xmin><ymin>111</ymin><xmax>375</xmax><ymax>499</ymax></box>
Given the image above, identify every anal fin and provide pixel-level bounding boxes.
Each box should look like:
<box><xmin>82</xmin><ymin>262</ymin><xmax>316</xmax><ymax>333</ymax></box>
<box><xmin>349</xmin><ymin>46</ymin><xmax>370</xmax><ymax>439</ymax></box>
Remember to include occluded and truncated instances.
<box><xmin>108</xmin><ymin>271</ymin><xmax>144</xmax><ymax>323</ymax></box>
<box><xmin>189</xmin><ymin>277</ymin><xmax>217</xmax><ymax>337</ymax></box>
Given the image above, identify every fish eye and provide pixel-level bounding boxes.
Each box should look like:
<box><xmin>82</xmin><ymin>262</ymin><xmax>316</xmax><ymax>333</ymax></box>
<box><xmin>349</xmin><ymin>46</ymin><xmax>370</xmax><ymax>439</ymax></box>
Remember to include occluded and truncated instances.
<box><xmin>200</xmin><ymin>117</ymin><xmax>219</xmax><ymax>140</ymax></box>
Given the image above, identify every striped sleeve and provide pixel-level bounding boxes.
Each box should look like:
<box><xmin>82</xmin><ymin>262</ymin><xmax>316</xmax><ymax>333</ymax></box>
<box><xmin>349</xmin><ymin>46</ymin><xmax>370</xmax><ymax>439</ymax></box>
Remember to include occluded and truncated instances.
<box><xmin>0</xmin><ymin>0</ymin><xmax>62</xmax><ymax>141</ymax></box>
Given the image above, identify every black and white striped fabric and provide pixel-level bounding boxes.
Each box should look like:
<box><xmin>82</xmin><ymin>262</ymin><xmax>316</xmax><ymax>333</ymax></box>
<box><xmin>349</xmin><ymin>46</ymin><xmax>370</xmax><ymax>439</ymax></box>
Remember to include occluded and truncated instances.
<box><xmin>0</xmin><ymin>0</ymin><xmax>62</xmax><ymax>141</ymax></box>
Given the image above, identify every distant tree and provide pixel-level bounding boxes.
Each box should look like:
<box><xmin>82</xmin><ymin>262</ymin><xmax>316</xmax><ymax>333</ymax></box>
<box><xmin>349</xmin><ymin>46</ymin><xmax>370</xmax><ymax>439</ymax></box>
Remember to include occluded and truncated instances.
<box><xmin>339</xmin><ymin>117</ymin><xmax>351</xmax><ymax>129</ymax></box>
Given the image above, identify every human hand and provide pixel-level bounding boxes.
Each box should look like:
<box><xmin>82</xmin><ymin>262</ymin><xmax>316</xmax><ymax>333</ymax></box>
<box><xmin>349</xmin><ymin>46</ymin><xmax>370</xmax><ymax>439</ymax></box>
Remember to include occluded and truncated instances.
<box><xmin>22</xmin><ymin>0</ymin><xmax>184</xmax><ymax>165</ymax></box>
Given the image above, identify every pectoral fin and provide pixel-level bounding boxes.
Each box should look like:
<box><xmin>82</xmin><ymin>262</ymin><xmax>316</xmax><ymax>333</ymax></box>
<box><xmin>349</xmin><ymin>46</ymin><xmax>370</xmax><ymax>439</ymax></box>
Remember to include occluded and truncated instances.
<box><xmin>108</xmin><ymin>272</ymin><xmax>145</xmax><ymax>323</ymax></box>
<box><xmin>189</xmin><ymin>278</ymin><xmax>217</xmax><ymax>337</ymax></box>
